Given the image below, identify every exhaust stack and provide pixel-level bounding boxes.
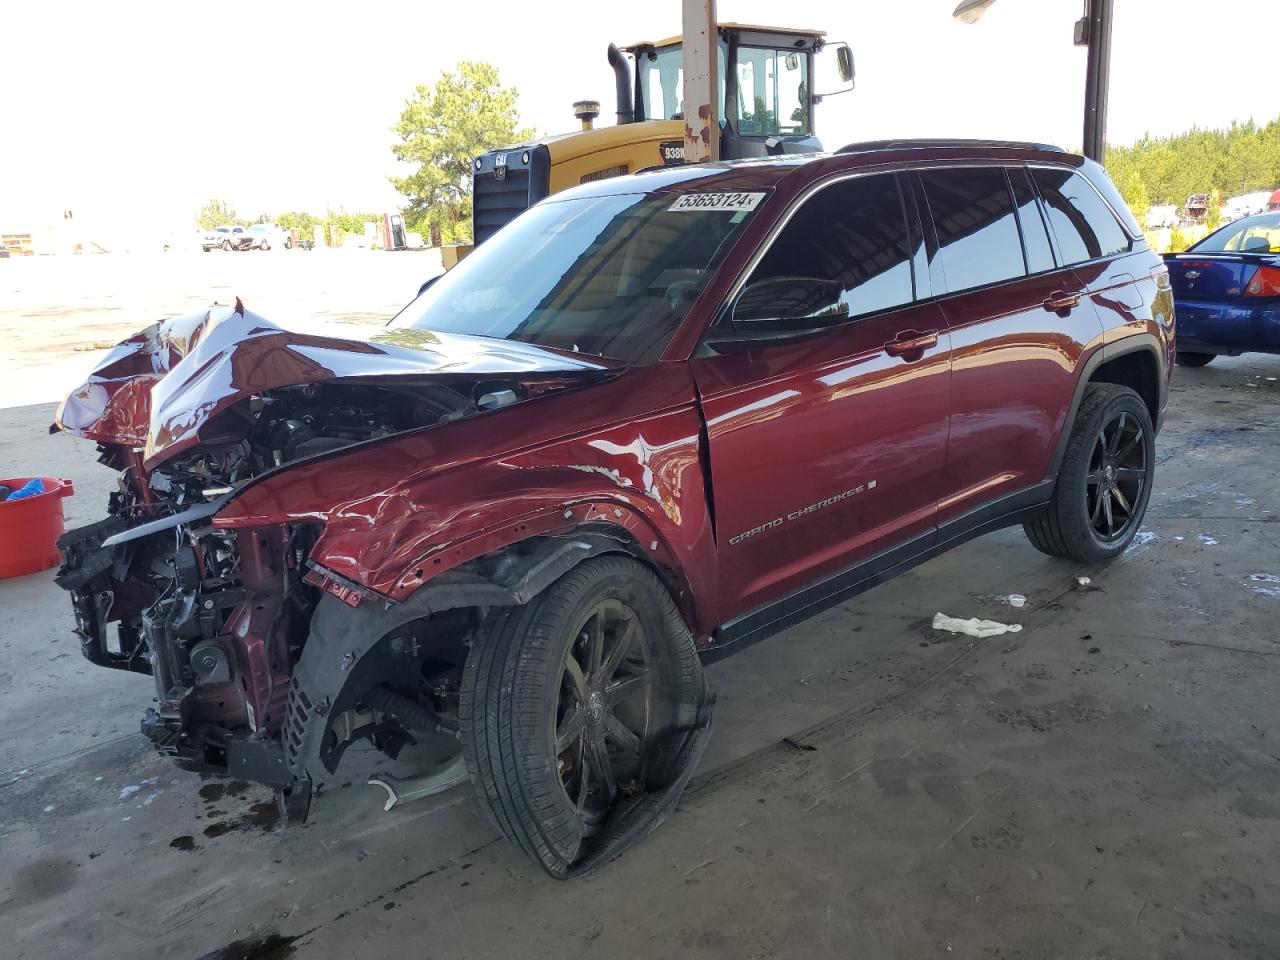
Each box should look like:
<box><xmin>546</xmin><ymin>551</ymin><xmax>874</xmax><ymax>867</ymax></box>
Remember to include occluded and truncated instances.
<box><xmin>606</xmin><ymin>44</ymin><xmax>634</xmax><ymax>125</ymax></box>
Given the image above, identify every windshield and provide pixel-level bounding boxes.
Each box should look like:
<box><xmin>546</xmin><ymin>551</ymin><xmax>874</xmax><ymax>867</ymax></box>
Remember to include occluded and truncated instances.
<box><xmin>637</xmin><ymin>41</ymin><xmax>811</xmax><ymax>136</ymax></box>
<box><xmin>391</xmin><ymin>190</ymin><xmax>764</xmax><ymax>363</ymax></box>
<box><xmin>638</xmin><ymin>41</ymin><xmax>728</xmax><ymax>123</ymax></box>
<box><xmin>1190</xmin><ymin>213</ymin><xmax>1280</xmax><ymax>254</ymax></box>
<box><xmin>734</xmin><ymin>46</ymin><xmax>811</xmax><ymax>136</ymax></box>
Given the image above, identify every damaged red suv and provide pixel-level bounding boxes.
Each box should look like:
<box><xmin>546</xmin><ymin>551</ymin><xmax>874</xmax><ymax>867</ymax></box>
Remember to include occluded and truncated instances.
<box><xmin>53</xmin><ymin>140</ymin><xmax>1172</xmax><ymax>877</ymax></box>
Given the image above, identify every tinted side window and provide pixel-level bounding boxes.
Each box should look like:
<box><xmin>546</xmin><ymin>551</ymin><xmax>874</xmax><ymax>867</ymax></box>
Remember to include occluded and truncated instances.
<box><xmin>1009</xmin><ymin>167</ymin><xmax>1056</xmax><ymax>274</ymax></box>
<box><xmin>750</xmin><ymin>174</ymin><xmax>914</xmax><ymax>321</ymax></box>
<box><xmin>1032</xmin><ymin>168</ymin><xmax>1131</xmax><ymax>264</ymax></box>
<box><xmin>921</xmin><ymin>168</ymin><xmax>1025</xmax><ymax>293</ymax></box>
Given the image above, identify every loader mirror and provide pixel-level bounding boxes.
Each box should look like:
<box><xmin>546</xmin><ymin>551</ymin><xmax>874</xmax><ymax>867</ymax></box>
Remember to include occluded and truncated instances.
<box><xmin>728</xmin><ymin>276</ymin><xmax>848</xmax><ymax>336</ymax></box>
<box><xmin>836</xmin><ymin>45</ymin><xmax>854</xmax><ymax>84</ymax></box>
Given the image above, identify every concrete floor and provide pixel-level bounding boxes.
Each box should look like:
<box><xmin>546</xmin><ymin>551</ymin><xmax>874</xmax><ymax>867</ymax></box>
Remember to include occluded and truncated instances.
<box><xmin>2</xmin><ymin>354</ymin><xmax>1278</xmax><ymax>959</ymax></box>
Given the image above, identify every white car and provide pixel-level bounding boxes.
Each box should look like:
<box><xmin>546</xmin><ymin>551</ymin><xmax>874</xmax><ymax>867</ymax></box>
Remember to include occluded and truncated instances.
<box><xmin>245</xmin><ymin>223</ymin><xmax>290</xmax><ymax>251</ymax></box>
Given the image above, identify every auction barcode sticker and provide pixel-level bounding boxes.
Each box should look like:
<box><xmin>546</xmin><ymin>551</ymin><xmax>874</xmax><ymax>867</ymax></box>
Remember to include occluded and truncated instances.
<box><xmin>668</xmin><ymin>192</ymin><xmax>765</xmax><ymax>213</ymax></box>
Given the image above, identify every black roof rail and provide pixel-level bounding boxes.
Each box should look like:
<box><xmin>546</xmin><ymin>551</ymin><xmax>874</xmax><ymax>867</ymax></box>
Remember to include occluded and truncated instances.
<box><xmin>836</xmin><ymin>138</ymin><xmax>1066</xmax><ymax>155</ymax></box>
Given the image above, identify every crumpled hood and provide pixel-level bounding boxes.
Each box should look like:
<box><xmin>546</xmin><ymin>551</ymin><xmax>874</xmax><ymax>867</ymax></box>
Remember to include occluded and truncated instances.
<box><xmin>54</xmin><ymin>303</ymin><xmax>614</xmax><ymax>469</ymax></box>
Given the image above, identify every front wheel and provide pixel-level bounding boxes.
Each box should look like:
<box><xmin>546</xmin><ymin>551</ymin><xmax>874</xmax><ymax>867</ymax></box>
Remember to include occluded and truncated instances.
<box><xmin>259</xmin><ymin>240</ymin><xmax>270</xmax><ymax>251</ymax></box>
<box><xmin>1024</xmin><ymin>383</ymin><xmax>1155</xmax><ymax>563</ymax></box>
<box><xmin>460</xmin><ymin>555</ymin><xmax>708</xmax><ymax>878</ymax></box>
<box><xmin>221</xmin><ymin>240</ymin><xmax>231</xmax><ymax>251</ymax></box>
<box><xmin>1175</xmin><ymin>351</ymin><xmax>1214</xmax><ymax>368</ymax></box>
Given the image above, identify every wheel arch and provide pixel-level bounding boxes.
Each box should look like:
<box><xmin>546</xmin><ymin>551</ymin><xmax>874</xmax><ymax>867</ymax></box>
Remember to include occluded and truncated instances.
<box><xmin>1045</xmin><ymin>335</ymin><xmax>1163</xmax><ymax>480</ymax></box>
<box><xmin>288</xmin><ymin>521</ymin><xmax>701</xmax><ymax>792</ymax></box>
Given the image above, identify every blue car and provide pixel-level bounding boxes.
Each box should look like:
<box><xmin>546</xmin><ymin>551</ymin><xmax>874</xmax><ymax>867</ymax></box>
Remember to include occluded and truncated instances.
<box><xmin>1164</xmin><ymin>211</ymin><xmax>1280</xmax><ymax>366</ymax></box>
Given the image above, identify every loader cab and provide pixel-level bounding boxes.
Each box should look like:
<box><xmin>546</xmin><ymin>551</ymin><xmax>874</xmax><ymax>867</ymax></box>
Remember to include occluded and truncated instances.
<box><xmin>466</xmin><ymin>23</ymin><xmax>851</xmax><ymax>248</ymax></box>
<box><xmin>627</xmin><ymin>24</ymin><xmax>829</xmax><ymax>160</ymax></box>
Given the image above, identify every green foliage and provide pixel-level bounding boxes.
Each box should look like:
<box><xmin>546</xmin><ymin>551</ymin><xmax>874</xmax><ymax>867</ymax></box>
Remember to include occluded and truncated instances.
<box><xmin>390</xmin><ymin>61</ymin><xmax>533</xmax><ymax>245</ymax></box>
<box><xmin>196</xmin><ymin>198</ymin><xmax>244</xmax><ymax>229</ymax></box>
<box><xmin>1168</xmin><ymin>226</ymin><xmax>1192</xmax><ymax>253</ymax></box>
<box><xmin>1105</xmin><ymin>117</ymin><xmax>1280</xmax><ymax>220</ymax></box>
<box><xmin>275</xmin><ymin>211</ymin><xmax>319</xmax><ymax>237</ymax></box>
<box><xmin>1205</xmin><ymin>192</ymin><xmax>1223</xmax><ymax>230</ymax></box>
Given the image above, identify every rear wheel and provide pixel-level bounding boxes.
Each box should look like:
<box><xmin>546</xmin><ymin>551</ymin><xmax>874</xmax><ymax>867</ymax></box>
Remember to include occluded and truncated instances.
<box><xmin>1175</xmin><ymin>351</ymin><xmax>1214</xmax><ymax>367</ymax></box>
<box><xmin>1024</xmin><ymin>383</ymin><xmax>1154</xmax><ymax>563</ymax></box>
<box><xmin>460</xmin><ymin>555</ymin><xmax>705</xmax><ymax>877</ymax></box>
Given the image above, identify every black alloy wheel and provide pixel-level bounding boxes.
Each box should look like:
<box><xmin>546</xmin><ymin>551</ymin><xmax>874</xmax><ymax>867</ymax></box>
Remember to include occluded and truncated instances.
<box><xmin>1023</xmin><ymin>383</ymin><xmax>1156</xmax><ymax>563</ymax></box>
<box><xmin>460</xmin><ymin>555</ymin><xmax>708</xmax><ymax>878</ymax></box>
<box><xmin>553</xmin><ymin>598</ymin><xmax>655</xmax><ymax>829</ymax></box>
<box><xmin>1086</xmin><ymin>410</ymin><xmax>1147</xmax><ymax>542</ymax></box>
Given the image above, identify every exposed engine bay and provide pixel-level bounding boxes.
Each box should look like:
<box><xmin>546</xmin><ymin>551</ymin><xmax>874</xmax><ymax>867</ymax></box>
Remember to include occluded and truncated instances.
<box><xmin>54</xmin><ymin>377</ymin><xmax>523</xmax><ymax>807</ymax></box>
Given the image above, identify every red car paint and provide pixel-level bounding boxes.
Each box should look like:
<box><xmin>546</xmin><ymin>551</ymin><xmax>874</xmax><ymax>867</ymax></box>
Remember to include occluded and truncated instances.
<box><xmin>193</xmin><ymin>149</ymin><xmax>1169</xmax><ymax>639</ymax></box>
<box><xmin>55</xmin><ymin>143</ymin><xmax>1171</xmax><ymax>768</ymax></box>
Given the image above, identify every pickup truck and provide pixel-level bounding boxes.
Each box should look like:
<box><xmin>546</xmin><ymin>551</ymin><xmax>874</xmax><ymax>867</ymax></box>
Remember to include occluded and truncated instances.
<box><xmin>201</xmin><ymin>225</ymin><xmax>253</xmax><ymax>252</ymax></box>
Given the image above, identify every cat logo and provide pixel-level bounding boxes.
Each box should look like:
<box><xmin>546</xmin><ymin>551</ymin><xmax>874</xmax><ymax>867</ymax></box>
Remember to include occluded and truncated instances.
<box><xmin>494</xmin><ymin>153</ymin><xmax>507</xmax><ymax>182</ymax></box>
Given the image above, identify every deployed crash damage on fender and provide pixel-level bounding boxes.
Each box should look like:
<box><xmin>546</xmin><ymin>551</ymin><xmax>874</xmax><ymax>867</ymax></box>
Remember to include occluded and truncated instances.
<box><xmin>52</xmin><ymin>305</ymin><xmax>644</xmax><ymax>805</ymax></box>
<box><xmin>50</xmin><ymin>173</ymin><xmax>758</xmax><ymax>875</ymax></box>
<box><xmin>51</xmin><ymin>297</ymin><xmax>713</xmax><ymax>873</ymax></box>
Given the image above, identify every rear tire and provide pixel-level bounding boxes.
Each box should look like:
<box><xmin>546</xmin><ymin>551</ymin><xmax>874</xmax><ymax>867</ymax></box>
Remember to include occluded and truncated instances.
<box><xmin>1024</xmin><ymin>383</ymin><xmax>1155</xmax><ymax>563</ymax></box>
<box><xmin>459</xmin><ymin>555</ymin><xmax>704</xmax><ymax>877</ymax></box>
<box><xmin>1175</xmin><ymin>351</ymin><xmax>1214</xmax><ymax>367</ymax></box>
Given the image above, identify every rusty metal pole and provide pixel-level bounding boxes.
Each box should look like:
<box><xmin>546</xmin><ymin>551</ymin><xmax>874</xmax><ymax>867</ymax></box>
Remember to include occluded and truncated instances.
<box><xmin>1078</xmin><ymin>0</ymin><xmax>1113</xmax><ymax>163</ymax></box>
<box><xmin>682</xmin><ymin>0</ymin><xmax>719</xmax><ymax>163</ymax></box>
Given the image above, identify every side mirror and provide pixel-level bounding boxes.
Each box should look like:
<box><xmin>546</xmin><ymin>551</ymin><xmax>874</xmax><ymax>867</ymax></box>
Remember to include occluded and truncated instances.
<box><xmin>729</xmin><ymin>276</ymin><xmax>848</xmax><ymax>336</ymax></box>
<box><xmin>836</xmin><ymin>45</ymin><xmax>855</xmax><ymax>85</ymax></box>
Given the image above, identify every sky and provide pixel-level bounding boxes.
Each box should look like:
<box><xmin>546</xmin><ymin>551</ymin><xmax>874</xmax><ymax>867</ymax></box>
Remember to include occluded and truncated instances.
<box><xmin>2</xmin><ymin>0</ymin><xmax>1276</xmax><ymax>232</ymax></box>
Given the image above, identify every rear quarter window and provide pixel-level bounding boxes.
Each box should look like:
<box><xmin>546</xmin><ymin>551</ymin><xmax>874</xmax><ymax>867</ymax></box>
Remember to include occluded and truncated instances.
<box><xmin>920</xmin><ymin>167</ymin><xmax>1026</xmax><ymax>294</ymax></box>
<box><xmin>1032</xmin><ymin>168</ymin><xmax>1131</xmax><ymax>265</ymax></box>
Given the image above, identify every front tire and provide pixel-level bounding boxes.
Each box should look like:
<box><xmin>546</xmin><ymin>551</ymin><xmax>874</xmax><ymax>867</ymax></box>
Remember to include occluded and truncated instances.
<box><xmin>1024</xmin><ymin>383</ymin><xmax>1155</xmax><ymax>563</ymax></box>
<box><xmin>460</xmin><ymin>555</ymin><xmax>705</xmax><ymax>877</ymax></box>
<box><xmin>1175</xmin><ymin>351</ymin><xmax>1214</xmax><ymax>367</ymax></box>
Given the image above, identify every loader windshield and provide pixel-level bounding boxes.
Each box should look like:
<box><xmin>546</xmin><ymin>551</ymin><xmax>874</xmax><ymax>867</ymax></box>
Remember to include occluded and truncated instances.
<box><xmin>637</xmin><ymin>40</ymin><xmax>812</xmax><ymax>136</ymax></box>
<box><xmin>392</xmin><ymin>189</ymin><xmax>765</xmax><ymax>364</ymax></box>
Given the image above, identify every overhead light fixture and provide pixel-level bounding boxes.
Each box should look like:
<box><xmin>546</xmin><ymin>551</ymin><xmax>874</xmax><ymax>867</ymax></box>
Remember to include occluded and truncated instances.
<box><xmin>953</xmin><ymin>0</ymin><xmax>998</xmax><ymax>24</ymax></box>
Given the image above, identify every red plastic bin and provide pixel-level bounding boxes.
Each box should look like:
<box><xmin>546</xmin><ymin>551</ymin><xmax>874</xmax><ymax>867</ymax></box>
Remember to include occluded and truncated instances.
<box><xmin>0</xmin><ymin>477</ymin><xmax>75</xmax><ymax>579</ymax></box>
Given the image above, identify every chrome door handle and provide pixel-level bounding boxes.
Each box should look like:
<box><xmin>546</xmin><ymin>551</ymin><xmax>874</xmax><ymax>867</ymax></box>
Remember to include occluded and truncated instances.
<box><xmin>885</xmin><ymin>330</ymin><xmax>938</xmax><ymax>357</ymax></box>
<box><xmin>1043</xmin><ymin>290</ymin><xmax>1081</xmax><ymax>311</ymax></box>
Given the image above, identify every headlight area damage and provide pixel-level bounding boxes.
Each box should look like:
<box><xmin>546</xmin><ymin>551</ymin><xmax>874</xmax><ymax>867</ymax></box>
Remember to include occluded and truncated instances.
<box><xmin>51</xmin><ymin>303</ymin><xmax>712</xmax><ymax>877</ymax></box>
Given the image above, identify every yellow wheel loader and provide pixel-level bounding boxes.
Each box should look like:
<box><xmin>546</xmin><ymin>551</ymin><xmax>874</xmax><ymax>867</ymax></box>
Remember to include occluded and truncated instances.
<box><xmin>441</xmin><ymin>23</ymin><xmax>852</xmax><ymax>266</ymax></box>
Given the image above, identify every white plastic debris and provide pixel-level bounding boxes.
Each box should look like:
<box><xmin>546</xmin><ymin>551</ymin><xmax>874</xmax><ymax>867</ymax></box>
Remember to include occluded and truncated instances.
<box><xmin>933</xmin><ymin>612</ymin><xmax>1022</xmax><ymax>638</ymax></box>
<box><xmin>1197</xmin><ymin>534</ymin><xmax>1219</xmax><ymax>546</ymax></box>
<box><xmin>997</xmin><ymin>594</ymin><xmax>1027</xmax><ymax>607</ymax></box>
<box><xmin>1126</xmin><ymin>530</ymin><xmax>1158</xmax><ymax>554</ymax></box>
<box><xmin>1077</xmin><ymin>577</ymin><xmax>1091</xmax><ymax>587</ymax></box>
